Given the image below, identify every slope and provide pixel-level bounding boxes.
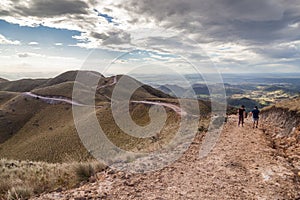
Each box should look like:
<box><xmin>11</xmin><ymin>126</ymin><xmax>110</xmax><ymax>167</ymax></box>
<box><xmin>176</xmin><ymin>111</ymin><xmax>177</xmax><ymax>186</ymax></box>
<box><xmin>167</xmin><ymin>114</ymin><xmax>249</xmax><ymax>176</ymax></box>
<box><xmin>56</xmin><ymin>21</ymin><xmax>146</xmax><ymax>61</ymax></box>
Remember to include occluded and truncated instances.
<box><xmin>262</xmin><ymin>97</ymin><xmax>300</xmax><ymax>171</ymax></box>
<box><xmin>0</xmin><ymin>71</ymin><xmax>202</xmax><ymax>163</ymax></box>
<box><xmin>0</xmin><ymin>79</ymin><xmax>48</xmax><ymax>92</ymax></box>
<box><xmin>34</xmin><ymin>115</ymin><xmax>300</xmax><ymax>199</ymax></box>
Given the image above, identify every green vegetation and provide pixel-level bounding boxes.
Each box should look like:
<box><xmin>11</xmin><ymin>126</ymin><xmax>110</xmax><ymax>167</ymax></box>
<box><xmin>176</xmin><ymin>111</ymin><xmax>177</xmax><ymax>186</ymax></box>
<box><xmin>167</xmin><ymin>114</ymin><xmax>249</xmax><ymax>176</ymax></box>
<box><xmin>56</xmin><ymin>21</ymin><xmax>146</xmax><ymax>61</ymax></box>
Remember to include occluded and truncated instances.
<box><xmin>231</xmin><ymin>84</ymin><xmax>298</xmax><ymax>106</ymax></box>
<box><xmin>0</xmin><ymin>103</ymin><xmax>92</xmax><ymax>162</ymax></box>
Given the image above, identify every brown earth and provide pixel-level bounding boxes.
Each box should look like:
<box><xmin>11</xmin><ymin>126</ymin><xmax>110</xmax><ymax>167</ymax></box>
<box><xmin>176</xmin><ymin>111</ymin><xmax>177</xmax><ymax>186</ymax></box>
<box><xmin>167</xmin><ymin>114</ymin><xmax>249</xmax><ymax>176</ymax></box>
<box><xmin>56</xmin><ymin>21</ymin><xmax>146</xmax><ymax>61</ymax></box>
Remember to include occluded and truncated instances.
<box><xmin>33</xmin><ymin>115</ymin><xmax>300</xmax><ymax>200</ymax></box>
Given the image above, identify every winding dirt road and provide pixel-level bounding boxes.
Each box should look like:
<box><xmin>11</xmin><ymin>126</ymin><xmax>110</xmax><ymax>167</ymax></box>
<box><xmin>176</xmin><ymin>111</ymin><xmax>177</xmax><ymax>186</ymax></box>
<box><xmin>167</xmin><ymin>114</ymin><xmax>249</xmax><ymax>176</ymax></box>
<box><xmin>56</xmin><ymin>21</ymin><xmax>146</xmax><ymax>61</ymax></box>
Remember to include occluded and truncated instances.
<box><xmin>23</xmin><ymin>92</ymin><xmax>185</xmax><ymax>116</ymax></box>
<box><xmin>23</xmin><ymin>92</ymin><xmax>87</xmax><ymax>106</ymax></box>
<box><xmin>33</xmin><ymin>115</ymin><xmax>300</xmax><ymax>200</ymax></box>
<box><xmin>22</xmin><ymin>76</ymin><xmax>188</xmax><ymax>116</ymax></box>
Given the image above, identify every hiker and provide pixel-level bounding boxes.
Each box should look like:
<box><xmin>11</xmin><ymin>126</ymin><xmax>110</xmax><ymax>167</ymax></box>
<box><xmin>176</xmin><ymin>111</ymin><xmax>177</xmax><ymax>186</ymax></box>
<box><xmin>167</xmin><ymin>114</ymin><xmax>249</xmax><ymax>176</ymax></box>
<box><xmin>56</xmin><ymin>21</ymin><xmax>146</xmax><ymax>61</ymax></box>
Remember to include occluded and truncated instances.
<box><xmin>251</xmin><ymin>106</ymin><xmax>260</xmax><ymax>128</ymax></box>
<box><xmin>238</xmin><ymin>105</ymin><xmax>246</xmax><ymax>127</ymax></box>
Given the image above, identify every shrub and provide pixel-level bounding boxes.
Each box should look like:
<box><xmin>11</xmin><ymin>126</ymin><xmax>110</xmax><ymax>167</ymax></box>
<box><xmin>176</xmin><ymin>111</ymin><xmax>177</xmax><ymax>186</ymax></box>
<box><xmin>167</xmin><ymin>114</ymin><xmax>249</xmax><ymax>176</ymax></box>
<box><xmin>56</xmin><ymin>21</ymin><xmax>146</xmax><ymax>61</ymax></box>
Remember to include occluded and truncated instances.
<box><xmin>74</xmin><ymin>163</ymin><xmax>95</xmax><ymax>182</ymax></box>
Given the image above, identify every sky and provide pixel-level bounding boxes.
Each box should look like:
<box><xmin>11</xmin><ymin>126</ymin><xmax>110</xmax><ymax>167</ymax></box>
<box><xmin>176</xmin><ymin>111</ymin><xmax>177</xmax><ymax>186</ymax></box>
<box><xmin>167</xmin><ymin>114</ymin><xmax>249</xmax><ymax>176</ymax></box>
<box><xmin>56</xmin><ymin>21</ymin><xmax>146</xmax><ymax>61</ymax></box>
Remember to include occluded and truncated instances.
<box><xmin>0</xmin><ymin>0</ymin><xmax>300</xmax><ymax>79</ymax></box>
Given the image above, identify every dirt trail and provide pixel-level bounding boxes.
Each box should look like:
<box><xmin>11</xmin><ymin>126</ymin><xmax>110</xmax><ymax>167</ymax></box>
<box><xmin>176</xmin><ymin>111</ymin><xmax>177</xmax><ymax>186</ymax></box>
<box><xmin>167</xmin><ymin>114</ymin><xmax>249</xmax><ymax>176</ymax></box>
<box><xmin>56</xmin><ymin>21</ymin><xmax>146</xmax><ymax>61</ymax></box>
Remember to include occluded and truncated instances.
<box><xmin>23</xmin><ymin>92</ymin><xmax>88</xmax><ymax>106</ymax></box>
<box><xmin>23</xmin><ymin>93</ymin><xmax>186</xmax><ymax>116</ymax></box>
<box><xmin>33</xmin><ymin>115</ymin><xmax>299</xmax><ymax>200</ymax></box>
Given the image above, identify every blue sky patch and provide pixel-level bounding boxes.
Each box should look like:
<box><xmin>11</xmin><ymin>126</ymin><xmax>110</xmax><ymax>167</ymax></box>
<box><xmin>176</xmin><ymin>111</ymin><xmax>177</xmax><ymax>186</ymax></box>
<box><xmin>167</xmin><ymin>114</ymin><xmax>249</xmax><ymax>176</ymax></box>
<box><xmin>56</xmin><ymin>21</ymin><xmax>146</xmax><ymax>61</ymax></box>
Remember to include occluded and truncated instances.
<box><xmin>0</xmin><ymin>20</ymin><xmax>81</xmax><ymax>46</ymax></box>
<box><xmin>93</xmin><ymin>9</ymin><xmax>114</xmax><ymax>23</ymax></box>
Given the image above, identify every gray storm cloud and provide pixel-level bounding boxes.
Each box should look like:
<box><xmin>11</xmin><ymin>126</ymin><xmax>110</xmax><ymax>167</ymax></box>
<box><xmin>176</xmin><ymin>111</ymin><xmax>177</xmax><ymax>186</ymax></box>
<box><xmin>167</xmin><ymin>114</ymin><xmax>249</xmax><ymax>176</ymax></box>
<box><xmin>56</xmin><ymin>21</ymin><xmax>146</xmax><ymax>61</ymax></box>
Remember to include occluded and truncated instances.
<box><xmin>0</xmin><ymin>0</ymin><xmax>299</xmax><ymax>72</ymax></box>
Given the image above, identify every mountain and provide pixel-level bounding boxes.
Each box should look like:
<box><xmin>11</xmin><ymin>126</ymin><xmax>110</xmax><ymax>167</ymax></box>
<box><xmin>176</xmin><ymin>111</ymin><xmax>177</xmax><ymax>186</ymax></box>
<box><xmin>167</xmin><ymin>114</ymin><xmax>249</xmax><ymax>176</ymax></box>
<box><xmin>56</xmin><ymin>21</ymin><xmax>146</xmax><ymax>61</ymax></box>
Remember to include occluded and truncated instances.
<box><xmin>227</xmin><ymin>97</ymin><xmax>261</xmax><ymax>111</ymax></box>
<box><xmin>158</xmin><ymin>84</ymin><xmax>187</xmax><ymax>97</ymax></box>
<box><xmin>0</xmin><ymin>79</ymin><xmax>48</xmax><ymax>92</ymax></box>
<box><xmin>0</xmin><ymin>70</ymin><xmax>104</xmax><ymax>93</ymax></box>
<box><xmin>263</xmin><ymin>85</ymin><xmax>299</xmax><ymax>94</ymax></box>
<box><xmin>40</xmin><ymin>70</ymin><xmax>104</xmax><ymax>88</ymax></box>
<box><xmin>192</xmin><ymin>83</ymin><xmax>210</xmax><ymax>95</ymax></box>
<box><xmin>0</xmin><ymin>78</ymin><xmax>8</xmax><ymax>83</ymax></box>
<box><xmin>0</xmin><ymin>71</ymin><xmax>208</xmax><ymax>163</ymax></box>
<box><xmin>158</xmin><ymin>83</ymin><xmax>245</xmax><ymax>98</ymax></box>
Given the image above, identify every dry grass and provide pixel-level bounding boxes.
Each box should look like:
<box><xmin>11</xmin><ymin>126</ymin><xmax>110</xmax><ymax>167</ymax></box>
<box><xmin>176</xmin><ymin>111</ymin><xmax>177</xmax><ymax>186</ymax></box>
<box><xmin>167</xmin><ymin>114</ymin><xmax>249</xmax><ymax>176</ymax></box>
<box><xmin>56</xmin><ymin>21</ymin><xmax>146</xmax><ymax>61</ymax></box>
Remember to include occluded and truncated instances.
<box><xmin>0</xmin><ymin>159</ymin><xmax>106</xmax><ymax>199</ymax></box>
<box><xmin>32</xmin><ymin>81</ymin><xmax>107</xmax><ymax>103</ymax></box>
<box><xmin>0</xmin><ymin>73</ymin><xmax>212</xmax><ymax>169</ymax></box>
<box><xmin>7</xmin><ymin>186</ymin><xmax>33</xmax><ymax>200</ymax></box>
<box><xmin>0</xmin><ymin>103</ymin><xmax>92</xmax><ymax>163</ymax></box>
<box><xmin>0</xmin><ymin>97</ymin><xmax>185</xmax><ymax>163</ymax></box>
<box><xmin>263</xmin><ymin>97</ymin><xmax>300</xmax><ymax>114</ymax></box>
<box><xmin>96</xmin><ymin>102</ymin><xmax>181</xmax><ymax>153</ymax></box>
<box><xmin>0</xmin><ymin>79</ymin><xmax>47</xmax><ymax>92</ymax></box>
<box><xmin>0</xmin><ymin>95</ymin><xmax>210</xmax><ymax>162</ymax></box>
<box><xmin>0</xmin><ymin>91</ymin><xmax>19</xmax><ymax>106</ymax></box>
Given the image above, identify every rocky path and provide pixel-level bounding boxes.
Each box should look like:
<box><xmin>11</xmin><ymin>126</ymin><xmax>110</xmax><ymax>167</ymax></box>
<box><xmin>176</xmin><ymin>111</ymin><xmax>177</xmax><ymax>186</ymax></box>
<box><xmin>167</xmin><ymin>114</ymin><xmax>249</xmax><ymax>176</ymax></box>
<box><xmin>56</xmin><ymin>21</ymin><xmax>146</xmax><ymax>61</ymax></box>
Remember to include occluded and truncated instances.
<box><xmin>33</xmin><ymin>116</ymin><xmax>300</xmax><ymax>200</ymax></box>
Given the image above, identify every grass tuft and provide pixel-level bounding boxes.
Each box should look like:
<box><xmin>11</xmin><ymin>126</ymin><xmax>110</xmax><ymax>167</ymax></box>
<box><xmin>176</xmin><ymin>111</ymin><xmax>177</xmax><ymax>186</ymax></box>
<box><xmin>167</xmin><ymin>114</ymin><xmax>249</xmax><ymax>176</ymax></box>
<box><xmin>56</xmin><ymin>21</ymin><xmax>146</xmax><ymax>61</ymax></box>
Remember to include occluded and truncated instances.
<box><xmin>7</xmin><ymin>186</ymin><xmax>33</xmax><ymax>200</ymax></box>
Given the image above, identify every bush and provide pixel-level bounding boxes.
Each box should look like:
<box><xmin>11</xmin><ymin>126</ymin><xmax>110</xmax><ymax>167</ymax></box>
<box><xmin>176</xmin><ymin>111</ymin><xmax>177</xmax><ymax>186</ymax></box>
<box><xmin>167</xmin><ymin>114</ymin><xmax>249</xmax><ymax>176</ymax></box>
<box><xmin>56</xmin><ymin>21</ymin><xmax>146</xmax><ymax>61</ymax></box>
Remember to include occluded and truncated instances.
<box><xmin>74</xmin><ymin>163</ymin><xmax>95</xmax><ymax>182</ymax></box>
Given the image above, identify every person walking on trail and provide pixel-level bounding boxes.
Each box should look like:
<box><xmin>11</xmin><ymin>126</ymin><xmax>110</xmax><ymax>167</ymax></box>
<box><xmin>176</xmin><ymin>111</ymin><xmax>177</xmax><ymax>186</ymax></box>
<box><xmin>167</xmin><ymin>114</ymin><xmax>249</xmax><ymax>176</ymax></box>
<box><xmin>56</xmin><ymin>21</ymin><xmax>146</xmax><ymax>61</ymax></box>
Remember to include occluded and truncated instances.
<box><xmin>238</xmin><ymin>105</ymin><xmax>246</xmax><ymax>127</ymax></box>
<box><xmin>251</xmin><ymin>106</ymin><xmax>260</xmax><ymax>128</ymax></box>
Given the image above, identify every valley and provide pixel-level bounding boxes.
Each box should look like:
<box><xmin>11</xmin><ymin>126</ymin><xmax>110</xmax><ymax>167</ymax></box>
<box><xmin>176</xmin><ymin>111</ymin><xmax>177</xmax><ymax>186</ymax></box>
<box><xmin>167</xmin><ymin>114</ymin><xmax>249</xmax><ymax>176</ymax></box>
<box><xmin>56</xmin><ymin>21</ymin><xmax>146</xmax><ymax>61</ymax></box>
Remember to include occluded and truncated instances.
<box><xmin>152</xmin><ymin>73</ymin><xmax>300</xmax><ymax>111</ymax></box>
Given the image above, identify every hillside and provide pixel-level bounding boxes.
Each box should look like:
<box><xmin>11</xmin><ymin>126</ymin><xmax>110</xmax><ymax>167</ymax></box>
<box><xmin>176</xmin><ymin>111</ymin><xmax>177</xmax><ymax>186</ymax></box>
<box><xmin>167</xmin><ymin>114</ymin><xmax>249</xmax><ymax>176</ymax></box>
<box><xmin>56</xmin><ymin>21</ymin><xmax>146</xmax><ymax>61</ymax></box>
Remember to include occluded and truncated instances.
<box><xmin>0</xmin><ymin>79</ymin><xmax>48</xmax><ymax>92</ymax></box>
<box><xmin>0</xmin><ymin>91</ymin><xmax>18</xmax><ymax>106</ymax></box>
<box><xmin>40</xmin><ymin>70</ymin><xmax>104</xmax><ymax>88</ymax></box>
<box><xmin>0</xmin><ymin>77</ymin><xmax>8</xmax><ymax>83</ymax></box>
<box><xmin>0</xmin><ymin>71</ymin><xmax>206</xmax><ymax>163</ymax></box>
<box><xmin>227</xmin><ymin>97</ymin><xmax>261</xmax><ymax>111</ymax></box>
<box><xmin>0</xmin><ymin>70</ymin><xmax>104</xmax><ymax>93</ymax></box>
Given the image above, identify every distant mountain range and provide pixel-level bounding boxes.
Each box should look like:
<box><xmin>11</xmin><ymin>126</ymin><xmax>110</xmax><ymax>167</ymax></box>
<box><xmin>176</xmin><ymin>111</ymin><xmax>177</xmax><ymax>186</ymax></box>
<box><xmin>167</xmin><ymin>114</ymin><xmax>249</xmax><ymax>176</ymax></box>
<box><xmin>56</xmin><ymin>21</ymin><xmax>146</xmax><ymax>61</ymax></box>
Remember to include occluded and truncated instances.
<box><xmin>157</xmin><ymin>80</ymin><xmax>299</xmax><ymax>111</ymax></box>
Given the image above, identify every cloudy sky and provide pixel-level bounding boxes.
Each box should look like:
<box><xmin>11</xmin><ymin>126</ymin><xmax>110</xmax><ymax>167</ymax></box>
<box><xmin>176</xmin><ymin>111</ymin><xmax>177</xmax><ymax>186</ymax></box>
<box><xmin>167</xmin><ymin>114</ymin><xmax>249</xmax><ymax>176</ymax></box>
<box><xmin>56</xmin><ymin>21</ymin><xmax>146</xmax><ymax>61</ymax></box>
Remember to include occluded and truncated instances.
<box><xmin>0</xmin><ymin>0</ymin><xmax>300</xmax><ymax>79</ymax></box>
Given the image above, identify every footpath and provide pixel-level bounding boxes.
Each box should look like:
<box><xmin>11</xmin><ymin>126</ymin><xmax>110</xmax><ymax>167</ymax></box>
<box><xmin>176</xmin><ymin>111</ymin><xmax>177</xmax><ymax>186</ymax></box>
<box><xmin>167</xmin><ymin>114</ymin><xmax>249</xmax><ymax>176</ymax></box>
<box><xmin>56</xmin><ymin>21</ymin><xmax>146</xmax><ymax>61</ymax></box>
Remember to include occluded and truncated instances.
<box><xmin>33</xmin><ymin>115</ymin><xmax>299</xmax><ymax>200</ymax></box>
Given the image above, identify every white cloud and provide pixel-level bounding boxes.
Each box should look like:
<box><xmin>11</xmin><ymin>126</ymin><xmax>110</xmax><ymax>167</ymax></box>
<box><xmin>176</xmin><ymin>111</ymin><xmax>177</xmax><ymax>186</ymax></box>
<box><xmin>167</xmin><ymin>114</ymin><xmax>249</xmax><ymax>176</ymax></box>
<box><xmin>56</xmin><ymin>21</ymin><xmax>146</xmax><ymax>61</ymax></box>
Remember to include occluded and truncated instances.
<box><xmin>28</xmin><ymin>41</ymin><xmax>39</xmax><ymax>45</ymax></box>
<box><xmin>0</xmin><ymin>34</ymin><xmax>21</xmax><ymax>45</ymax></box>
<box><xmin>54</xmin><ymin>43</ymin><xmax>63</xmax><ymax>46</ymax></box>
<box><xmin>0</xmin><ymin>51</ymin><xmax>83</xmax><ymax>73</ymax></box>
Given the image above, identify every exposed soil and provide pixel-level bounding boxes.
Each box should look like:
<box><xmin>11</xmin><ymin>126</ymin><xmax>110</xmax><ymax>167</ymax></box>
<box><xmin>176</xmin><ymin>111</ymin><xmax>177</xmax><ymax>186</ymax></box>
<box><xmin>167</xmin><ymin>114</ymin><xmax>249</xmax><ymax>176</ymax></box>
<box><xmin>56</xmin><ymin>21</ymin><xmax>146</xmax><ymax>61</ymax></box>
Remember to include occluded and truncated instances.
<box><xmin>33</xmin><ymin>115</ymin><xmax>300</xmax><ymax>200</ymax></box>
